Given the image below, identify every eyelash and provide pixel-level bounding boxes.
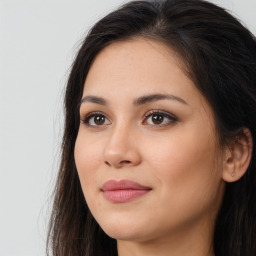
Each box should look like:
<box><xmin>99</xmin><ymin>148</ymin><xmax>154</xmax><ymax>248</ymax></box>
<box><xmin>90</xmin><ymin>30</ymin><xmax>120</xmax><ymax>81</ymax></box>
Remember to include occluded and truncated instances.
<box><xmin>80</xmin><ymin>110</ymin><xmax>178</xmax><ymax>128</ymax></box>
<box><xmin>81</xmin><ymin>111</ymin><xmax>110</xmax><ymax>127</ymax></box>
<box><xmin>143</xmin><ymin>110</ymin><xmax>178</xmax><ymax>126</ymax></box>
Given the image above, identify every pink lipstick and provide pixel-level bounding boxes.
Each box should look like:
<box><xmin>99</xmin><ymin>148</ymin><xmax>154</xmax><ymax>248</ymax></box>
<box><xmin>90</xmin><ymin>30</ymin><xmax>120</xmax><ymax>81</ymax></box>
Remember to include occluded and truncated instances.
<box><xmin>101</xmin><ymin>179</ymin><xmax>152</xmax><ymax>203</ymax></box>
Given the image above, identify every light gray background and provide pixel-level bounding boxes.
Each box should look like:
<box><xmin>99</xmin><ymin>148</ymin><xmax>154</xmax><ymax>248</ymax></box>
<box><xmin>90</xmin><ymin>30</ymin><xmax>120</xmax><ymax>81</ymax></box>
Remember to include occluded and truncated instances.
<box><xmin>0</xmin><ymin>0</ymin><xmax>255</xmax><ymax>255</ymax></box>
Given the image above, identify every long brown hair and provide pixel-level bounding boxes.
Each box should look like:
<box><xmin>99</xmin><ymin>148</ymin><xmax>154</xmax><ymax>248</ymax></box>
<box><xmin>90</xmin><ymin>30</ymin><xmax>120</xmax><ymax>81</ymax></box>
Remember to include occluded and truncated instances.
<box><xmin>47</xmin><ymin>1</ymin><xmax>256</xmax><ymax>255</ymax></box>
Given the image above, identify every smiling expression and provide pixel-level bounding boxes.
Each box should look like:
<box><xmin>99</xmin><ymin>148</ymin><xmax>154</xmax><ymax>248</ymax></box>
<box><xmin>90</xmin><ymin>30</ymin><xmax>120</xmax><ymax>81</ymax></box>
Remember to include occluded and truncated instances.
<box><xmin>74</xmin><ymin>38</ymin><xmax>226</xmax><ymax>242</ymax></box>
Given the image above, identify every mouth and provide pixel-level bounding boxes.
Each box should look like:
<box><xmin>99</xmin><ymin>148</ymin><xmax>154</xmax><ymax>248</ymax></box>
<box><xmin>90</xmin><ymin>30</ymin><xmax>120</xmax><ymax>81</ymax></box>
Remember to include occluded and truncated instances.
<box><xmin>101</xmin><ymin>179</ymin><xmax>152</xmax><ymax>203</ymax></box>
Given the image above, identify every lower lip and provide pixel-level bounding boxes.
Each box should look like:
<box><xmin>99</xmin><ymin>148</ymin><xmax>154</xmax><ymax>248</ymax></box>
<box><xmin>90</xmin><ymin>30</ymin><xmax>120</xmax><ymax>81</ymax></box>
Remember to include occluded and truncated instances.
<box><xmin>102</xmin><ymin>189</ymin><xmax>150</xmax><ymax>203</ymax></box>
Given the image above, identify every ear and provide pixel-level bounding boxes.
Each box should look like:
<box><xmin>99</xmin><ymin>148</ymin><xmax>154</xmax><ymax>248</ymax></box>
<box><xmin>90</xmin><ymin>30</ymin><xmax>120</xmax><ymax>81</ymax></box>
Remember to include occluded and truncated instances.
<box><xmin>222</xmin><ymin>128</ymin><xmax>253</xmax><ymax>183</ymax></box>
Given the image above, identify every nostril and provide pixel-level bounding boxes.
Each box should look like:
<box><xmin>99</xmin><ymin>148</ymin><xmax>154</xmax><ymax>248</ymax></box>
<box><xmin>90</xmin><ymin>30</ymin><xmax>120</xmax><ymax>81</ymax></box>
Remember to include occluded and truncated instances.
<box><xmin>104</xmin><ymin>161</ymin><xmax>111</xmax><ymax>167</ymax></box>
<box><xmin>120</xmin><ymin>160</ymin><xmax>131</xmax><ymax>165</ymax></box>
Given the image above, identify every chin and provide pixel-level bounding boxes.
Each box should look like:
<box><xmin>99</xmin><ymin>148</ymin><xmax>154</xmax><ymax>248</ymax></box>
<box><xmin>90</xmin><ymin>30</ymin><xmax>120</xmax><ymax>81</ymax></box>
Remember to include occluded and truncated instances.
<box><xmin>104</xmin><ymin>227</ymin><xmax>147</xmax><ymax>242</ymax></box>
<box><xmin>96</xmin><ymin>215</ymin><xmax>150</xmax><ymax>242</ymax></box>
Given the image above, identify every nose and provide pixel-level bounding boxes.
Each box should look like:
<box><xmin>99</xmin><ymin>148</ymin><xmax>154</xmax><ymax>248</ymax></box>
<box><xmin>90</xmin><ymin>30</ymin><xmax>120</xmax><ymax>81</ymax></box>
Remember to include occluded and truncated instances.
<box><xmin>103</xmin><ymin>124</ymin><xmax>142</xmax><ymax>169</ymax></box>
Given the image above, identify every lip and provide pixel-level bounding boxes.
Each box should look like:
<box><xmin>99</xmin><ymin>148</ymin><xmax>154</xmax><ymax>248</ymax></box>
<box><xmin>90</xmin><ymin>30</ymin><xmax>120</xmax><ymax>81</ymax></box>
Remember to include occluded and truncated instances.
<box><xmin>101</xmin><ymin>179</ymin><xmax>152</xmax><ymax>203</ymax></box>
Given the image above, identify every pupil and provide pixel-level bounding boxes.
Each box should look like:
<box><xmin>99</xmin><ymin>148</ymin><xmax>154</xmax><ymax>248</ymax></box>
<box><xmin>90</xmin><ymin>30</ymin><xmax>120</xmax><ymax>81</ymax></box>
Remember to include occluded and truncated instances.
<box><xmin>152</xmin><ymin>114</ymin><xmax>163</xmax><ymax>124</ymax></box>
<box><xmin>94</xmin><ymin>115</ymin><xmax>105</xmax><ymax>125</ymax></box>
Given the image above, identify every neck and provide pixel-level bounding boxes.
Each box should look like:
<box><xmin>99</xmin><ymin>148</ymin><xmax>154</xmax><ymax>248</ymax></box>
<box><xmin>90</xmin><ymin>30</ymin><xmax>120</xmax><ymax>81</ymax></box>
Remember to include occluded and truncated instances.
<box><xmin>117</xmin><ymin>217</ymin><xmax>215</xmax><ymax>256</ymax></box>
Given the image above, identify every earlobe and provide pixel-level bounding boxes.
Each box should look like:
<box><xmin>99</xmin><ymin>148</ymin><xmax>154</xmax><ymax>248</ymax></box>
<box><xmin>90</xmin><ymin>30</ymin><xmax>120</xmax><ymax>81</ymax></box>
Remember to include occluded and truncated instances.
<box><xmin>222</xmin><ymin>128</ymin><xmax>253</xmax><ymax>183</ymax></box>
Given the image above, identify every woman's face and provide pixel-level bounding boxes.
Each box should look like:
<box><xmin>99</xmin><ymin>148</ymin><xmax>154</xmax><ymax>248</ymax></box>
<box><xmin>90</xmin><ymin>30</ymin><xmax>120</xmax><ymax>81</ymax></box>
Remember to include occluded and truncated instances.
<box><xmin>74</xmin><ymin>38</ymin><xmax>226</xmax><ymax>242</ymax></box>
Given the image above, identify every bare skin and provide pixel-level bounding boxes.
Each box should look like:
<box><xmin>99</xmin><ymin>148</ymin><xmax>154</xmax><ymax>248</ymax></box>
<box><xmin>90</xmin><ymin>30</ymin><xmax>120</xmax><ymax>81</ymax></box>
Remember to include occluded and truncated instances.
<box><xmin>74</xmin><ymin>38</ymin><xmax>252</xmax><ymax>256</ymax></box>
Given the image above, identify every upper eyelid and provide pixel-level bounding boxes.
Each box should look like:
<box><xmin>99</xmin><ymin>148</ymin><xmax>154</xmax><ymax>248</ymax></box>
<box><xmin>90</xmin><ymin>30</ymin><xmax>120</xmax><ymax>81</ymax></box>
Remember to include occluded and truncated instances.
<box><xmin>144</xmin><ymin>109</ymin><xmax>178</xmax><ymax>120</ymax></box>
<box><xmin>80</xmin><ymin>112</ymin><xmax>111</xmax><ymax>127</ymax></box>
<box><xmin>80</xmin><ymin>110</ymin><xmax>178</xmax><ymax>127</ymax></box>
<box><xmin>81</xmin><ymin>111</ymin><xmax>110</xmax><ymax>119</ymax></box>
<box><xmin>81</xmin><ymin>110</ymin><xmax>176</xmax><ymax>118</ymax></box>
<box><xmin>80</xmin><ymin>111</ymin><xmax>110</xmax><ymax>123</ymax></box>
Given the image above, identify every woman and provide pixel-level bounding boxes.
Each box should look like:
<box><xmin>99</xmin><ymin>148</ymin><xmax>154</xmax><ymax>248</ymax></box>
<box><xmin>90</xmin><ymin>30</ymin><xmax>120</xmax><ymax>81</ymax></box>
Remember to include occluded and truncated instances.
<box><xmin>47</xmin><ymin>0</ymin><xmax>256</xmax><ymax>255</ymax></box>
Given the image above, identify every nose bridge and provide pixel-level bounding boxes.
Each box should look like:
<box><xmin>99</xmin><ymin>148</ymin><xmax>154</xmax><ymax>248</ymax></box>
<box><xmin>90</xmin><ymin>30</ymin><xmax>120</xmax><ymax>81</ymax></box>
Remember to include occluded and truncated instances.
<box><xmin>103</xmin><ymin>119</ymin><xmax>140</xmax><ymax>168</ymax></box>
<box><xmin>105</xmin><ymin>120</ymin><xmax>133</xmax><ymax>155</ymax></box>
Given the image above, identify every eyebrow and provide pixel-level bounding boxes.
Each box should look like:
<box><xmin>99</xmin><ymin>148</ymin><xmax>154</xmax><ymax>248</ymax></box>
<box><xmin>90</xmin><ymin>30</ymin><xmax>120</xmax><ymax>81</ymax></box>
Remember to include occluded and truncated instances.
<box><xmin>80</xmin><ymin>95</ymin><xmax>107</xmax><ymax>106</ymax></box>
<box><xmin>133</xmin><ymin>93</ymin><xmax>188</xmax><ymax>106</ymax></box>
<box><xmin>80</xmin><ymin>93</ymin><xmax>188</xmax><ymax>106</ymax></box>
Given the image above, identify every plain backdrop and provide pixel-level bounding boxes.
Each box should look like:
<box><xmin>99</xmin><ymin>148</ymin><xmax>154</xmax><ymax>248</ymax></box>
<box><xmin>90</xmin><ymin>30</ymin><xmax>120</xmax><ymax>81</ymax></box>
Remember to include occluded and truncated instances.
<box><xmin>0</xmin><ymin>0</ymin><xmax>255</xmax><ymax>255</ymax></box>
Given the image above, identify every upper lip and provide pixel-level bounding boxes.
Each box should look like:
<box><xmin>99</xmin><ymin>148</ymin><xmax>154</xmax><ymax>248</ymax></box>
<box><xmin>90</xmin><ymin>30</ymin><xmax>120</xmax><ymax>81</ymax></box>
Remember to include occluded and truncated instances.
<box><xmin>101</xmin><ymin>179</ymin><xmax>152</xmax><ymax>191</ymax></box>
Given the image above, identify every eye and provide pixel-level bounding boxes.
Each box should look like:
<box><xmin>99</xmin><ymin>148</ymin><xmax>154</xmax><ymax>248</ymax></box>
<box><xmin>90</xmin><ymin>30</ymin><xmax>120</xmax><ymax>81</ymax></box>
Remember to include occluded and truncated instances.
<box><xmin>81</xmin><ymin>112</ymin><xmax>111</xmax><ymax>127</ymax></box>
<box><xmin>143</xmin><ymin>110</ymin><xmax>177</xmax><ymax>126</ymax></box>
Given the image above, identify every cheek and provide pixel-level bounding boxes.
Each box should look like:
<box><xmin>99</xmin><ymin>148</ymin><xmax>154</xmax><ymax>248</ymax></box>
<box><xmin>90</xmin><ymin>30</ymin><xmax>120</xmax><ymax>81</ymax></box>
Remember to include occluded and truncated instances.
<box><xmin>144</xmin><ymin>123</ymin><xmax>221</xmax><ymax>197</ymax></box>
<box><xmin>140</xmin><ymin>126</ymin><xmax>223</xmax><ymax>231</ymax></box>
<box><xmin>74</xmin><ymin>130</ymin><xmax>102</xmax><ymax>194</ymax></box>
<box><xmin>147</xmin><ymin>129</ymin><xmax>213</xmax><ymax>167</ymax></box>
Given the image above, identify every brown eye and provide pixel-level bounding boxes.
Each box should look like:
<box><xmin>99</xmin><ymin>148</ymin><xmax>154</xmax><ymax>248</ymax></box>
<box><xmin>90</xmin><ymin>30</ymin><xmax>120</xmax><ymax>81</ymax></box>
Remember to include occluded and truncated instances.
<box><xmin>83</xmin><ymin>113</ymin><xmax>111</xmax><ymax>127</ymax></box>
<box><xmin>151</xmin><ymin>114</ymin><xmax>164</xmax><ymax>124</ymax></box>
<box><xmin>143</xmin><ymin>110</ymin><xmax>177</xmax><ymax>126</ymax></box>
<box><xmin>94</xmin><ymin>115</ymin><xmax>105</xmax><ymax>125</ymax></box>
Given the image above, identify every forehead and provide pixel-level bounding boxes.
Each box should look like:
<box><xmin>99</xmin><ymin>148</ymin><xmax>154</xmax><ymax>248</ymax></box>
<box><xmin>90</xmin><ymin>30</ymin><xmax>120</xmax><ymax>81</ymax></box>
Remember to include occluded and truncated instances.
<box><xmin>85</xmin><ymin>39</ymin><xmax>182</xmax><ymax>92</ymax></box>
<box><xmin>83</xmin><ymin>38</ymin><xmax>208</xmax><ymax>111</ymax></box>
